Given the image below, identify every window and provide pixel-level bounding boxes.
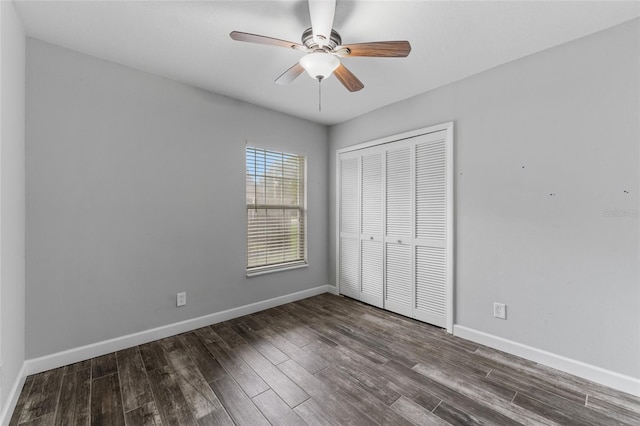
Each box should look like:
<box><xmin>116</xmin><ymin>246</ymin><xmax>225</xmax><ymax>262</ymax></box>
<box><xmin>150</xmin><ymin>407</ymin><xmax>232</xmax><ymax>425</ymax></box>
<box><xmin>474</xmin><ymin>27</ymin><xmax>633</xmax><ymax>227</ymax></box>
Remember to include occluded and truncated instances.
<box><xmin>246</xmin><ymin>147</ymin><xmax>307</xmax><ymax>274</ymax></box>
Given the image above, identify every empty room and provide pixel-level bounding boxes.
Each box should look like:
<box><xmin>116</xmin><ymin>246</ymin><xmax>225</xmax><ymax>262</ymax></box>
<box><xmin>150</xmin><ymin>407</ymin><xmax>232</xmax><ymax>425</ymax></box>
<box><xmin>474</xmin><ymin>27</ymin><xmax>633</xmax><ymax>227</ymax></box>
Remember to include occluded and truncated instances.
<box><xmin>1</xmin><ymin>0</ymin><xmax>639</xmax><ymax>424</ymax></box>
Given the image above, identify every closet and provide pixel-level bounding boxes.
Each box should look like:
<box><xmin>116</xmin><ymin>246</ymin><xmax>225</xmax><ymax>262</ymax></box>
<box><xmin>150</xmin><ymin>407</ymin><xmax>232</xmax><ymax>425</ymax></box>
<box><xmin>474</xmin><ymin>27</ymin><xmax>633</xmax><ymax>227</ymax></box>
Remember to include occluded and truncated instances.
<box><xmin>337</xmin><ymin>123</ymin><xmax>453</xmax><ymax>331</ymax></box>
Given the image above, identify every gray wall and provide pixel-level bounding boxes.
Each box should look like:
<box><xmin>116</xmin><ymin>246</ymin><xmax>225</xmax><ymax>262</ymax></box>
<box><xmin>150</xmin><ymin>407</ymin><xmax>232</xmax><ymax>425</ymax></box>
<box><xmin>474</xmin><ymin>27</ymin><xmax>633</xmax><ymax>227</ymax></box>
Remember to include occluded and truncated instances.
<box><xmin>329</xmin><ymin>19</ymin><xmax>640</xmax><ymax>378</ymax></box>
<box><xmin>0</xmin><ymin>0</ymin><xmax>26</xmax><ymax>414</ymax></box>
<box><xmin>25</xmin><ymin>39</ymin><xmax>328</xmax><ymax>359</ymax></box>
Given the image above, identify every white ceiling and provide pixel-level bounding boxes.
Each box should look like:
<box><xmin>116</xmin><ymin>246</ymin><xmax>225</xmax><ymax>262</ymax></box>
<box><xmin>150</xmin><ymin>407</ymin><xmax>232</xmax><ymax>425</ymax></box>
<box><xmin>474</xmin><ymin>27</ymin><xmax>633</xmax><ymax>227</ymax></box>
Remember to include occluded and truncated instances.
<box><xmin>13</xmin><ymin>1</ymin><xmax>640</xmax><ymax>126</ymax></box>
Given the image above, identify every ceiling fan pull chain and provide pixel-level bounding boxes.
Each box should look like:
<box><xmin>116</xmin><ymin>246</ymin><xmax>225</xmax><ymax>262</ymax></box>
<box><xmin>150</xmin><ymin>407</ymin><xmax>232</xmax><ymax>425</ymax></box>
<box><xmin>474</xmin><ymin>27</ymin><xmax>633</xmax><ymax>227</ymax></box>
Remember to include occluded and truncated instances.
<box><xmin>318</xmin><ymin>77</ymin><xmax>322</xmax><ymax>112</ymax></box>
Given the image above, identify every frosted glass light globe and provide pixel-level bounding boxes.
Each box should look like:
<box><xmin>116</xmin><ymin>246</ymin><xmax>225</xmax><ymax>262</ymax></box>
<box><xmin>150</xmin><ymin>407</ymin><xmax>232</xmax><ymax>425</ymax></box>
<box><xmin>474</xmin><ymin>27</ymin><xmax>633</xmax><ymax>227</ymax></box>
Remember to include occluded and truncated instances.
<box><xmin>299</xmin><ymin>52</ymin><xmax>340</xmax><ymax>80</ymax></box>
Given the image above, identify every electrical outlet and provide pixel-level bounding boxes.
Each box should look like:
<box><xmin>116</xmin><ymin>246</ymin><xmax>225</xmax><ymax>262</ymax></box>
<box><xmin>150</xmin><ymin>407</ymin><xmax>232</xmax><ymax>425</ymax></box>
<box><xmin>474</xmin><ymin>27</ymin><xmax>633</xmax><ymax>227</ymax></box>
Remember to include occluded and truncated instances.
<box><xmin>177</xmin><ymin>292</ymin><xmax>186</xmax><ymax>307</ymax></box>
<box><xmin>493</xmin><ymin>302</ymin><xmax>506</xmax><ymax>319</ymax></box>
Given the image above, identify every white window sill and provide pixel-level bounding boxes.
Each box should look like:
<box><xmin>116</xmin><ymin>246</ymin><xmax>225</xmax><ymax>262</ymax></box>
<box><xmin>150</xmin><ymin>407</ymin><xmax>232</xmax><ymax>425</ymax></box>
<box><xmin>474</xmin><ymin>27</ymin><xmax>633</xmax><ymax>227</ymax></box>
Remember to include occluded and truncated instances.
<box><xmin>246</xmin><ymin>262</ymin><xmax>308</xmax><ymax>277</ymax></box>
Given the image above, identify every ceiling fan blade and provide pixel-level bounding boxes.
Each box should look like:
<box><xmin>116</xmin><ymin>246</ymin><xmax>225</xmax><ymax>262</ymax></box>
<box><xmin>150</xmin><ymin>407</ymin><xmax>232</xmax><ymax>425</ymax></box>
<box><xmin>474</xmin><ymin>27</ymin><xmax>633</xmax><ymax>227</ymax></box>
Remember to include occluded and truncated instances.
<box><xmin>308</xmin><ymin>0</ymin><xmax>336</xmax><ymax>48</ymax></box>
<box><xmin>275</xmin><ymin>63</ymin><xmax>305</xmax><ymax>85</ymax></box>
<box><xmin>230</xmin><ymin>31</ymin><xmax>304</xmax><ymax>50</ymax></box>
<box><xmin>340</xmin><ymin>41</ymin><xmax>412</xmax><ymax>57</ymax></box>
<box><xmin>334</xmin><ymin>64</ymin><xmax>364</xmax><ymax>92</ymax></box>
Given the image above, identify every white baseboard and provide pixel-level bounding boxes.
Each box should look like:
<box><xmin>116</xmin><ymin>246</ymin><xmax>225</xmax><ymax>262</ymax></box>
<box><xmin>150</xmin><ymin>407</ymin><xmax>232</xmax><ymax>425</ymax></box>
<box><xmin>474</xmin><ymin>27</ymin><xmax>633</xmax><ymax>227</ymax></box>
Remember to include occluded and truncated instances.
<box><xmin>1</xmin><ymin>363</ymin><xmax>27</xmax><ymax>426</ymax></box>
<box><xmin>453</xmin><ymin>325</ymin><xmax>640</xmax><ymax>397</ymax></box>
<box><xmin>25</xmin><ymin>284</ymin><xmax>336</xmax><ymax>376</ymax></box>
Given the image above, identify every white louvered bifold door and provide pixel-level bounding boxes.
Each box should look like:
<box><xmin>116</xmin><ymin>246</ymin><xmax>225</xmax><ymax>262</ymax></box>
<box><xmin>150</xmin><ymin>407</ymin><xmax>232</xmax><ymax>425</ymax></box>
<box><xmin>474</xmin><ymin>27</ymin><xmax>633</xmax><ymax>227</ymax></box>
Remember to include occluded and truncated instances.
<box><xmin>360</xmin><ymin>150</ymin><xmax>384</xmax><ymax>308</ymax></box>
<box><xmin>384</xmin><ymin>145</ymin><xmax>413</xmax><ymax>317</ymax></box>
<box><xmin>413</xmin><ymin>131</ymin><xmax>449</xmax><ymax>327</ymax></box>
<box><xmin>339</xmin><ymin>155</ymin><xmax>360</xmax><ymax>299</ymax></box>
<box><xmin>337</xmin><ymin>123</ymin><xmax>453</xmax><ymax>332</ymax></box>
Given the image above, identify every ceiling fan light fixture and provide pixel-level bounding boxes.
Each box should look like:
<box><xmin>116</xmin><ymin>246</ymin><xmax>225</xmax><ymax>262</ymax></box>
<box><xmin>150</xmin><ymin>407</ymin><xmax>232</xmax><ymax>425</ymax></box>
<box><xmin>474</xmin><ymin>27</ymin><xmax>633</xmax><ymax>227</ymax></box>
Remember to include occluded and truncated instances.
<box><xmin>299</xmin><ymin>52</ymin><xmax>340</xmax><ymax>80</ymax></box>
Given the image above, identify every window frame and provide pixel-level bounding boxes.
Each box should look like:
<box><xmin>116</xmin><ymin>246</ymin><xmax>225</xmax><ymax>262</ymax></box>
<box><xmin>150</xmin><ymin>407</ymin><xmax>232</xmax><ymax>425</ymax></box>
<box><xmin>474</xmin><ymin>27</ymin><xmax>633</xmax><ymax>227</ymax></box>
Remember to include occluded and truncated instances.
<box><xmin>245</xmin><ymin>147</ymin><xmax>308</xmax><ymax>276</ymax></box>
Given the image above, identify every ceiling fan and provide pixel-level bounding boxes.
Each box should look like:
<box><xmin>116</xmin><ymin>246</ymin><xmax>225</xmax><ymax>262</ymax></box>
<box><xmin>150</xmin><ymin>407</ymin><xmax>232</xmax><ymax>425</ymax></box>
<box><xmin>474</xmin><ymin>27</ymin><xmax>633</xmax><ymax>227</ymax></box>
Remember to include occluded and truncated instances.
<box><xmin>229</xmin><ymin>0</ymin><xmax>411</xmax><ymax>93</ymax></box>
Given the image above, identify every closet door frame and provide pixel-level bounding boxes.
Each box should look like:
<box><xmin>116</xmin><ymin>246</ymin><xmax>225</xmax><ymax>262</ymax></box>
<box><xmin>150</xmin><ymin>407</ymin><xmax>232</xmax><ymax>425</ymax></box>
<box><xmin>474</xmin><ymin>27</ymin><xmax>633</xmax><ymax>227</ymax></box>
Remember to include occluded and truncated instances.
<box><xmin>336</xmin><ymin>122</ymin><xmax>454</xmax><ymax>333</ymax></box>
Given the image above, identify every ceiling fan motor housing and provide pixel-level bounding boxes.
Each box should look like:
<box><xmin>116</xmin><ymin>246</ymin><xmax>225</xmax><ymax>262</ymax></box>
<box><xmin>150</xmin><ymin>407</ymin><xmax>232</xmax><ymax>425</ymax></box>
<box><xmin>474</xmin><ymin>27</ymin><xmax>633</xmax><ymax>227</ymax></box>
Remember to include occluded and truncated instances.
<box><xmin>302</xmin><ymin>27</ymin><xmax>342</xmax><ymax>52</ymax></box>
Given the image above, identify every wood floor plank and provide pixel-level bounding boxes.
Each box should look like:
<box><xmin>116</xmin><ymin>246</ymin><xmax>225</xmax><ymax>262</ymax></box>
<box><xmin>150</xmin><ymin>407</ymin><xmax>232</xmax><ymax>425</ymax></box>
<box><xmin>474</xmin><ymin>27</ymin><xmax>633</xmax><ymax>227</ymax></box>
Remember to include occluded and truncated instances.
<box><xmin>478</xmin><ymin>344</ymin><xmax>640</xmax><ymax>414</ymax></box>
<box><xmin>18</xmin><ymin>412</ymin><xmax>56</xmax><ymax>426</ymax></box>
<box><xmin>62</xmin><ymin>360</ymin><xmax>92</xmax><ymax>375</ymax></box>
<box><xmin>92</xmin><ymin>353</ymin><xmax>118</xmax><ymax>379</ymax></box>
<box><xmin>180</xmin><ymin>332</ymin><xmax>227</xmax><ymax>382</ymax></box>
<box><xmin>90</xmin><ymin>373</ymin><xmax>125</xmax><ymax>426</ymax></box>
<box><xmin>164</xmin><ymin>349</ymin><xmax>233</xmax><ymax>425</ymax></box>
<box><xmin>234</xmin><ymin>344</ymin><xmax>309</xmax><ymax>408</ymax></box>
<box><xmin>277</xmin><ymin>358</ymin><xmax>377</xmax><ymax>425</ymax></box>
<box><xmin>513</xmin><ymin>390</ymin><xmax>634</xmax><ymax>426</ymax></box>
<box><xmin>8</xmin><ymin>375</ymin><xmax>35</xmax><ymax>426</ymax></box>
<box><xmin>232</xmin><ymin>323</ymin><xmax>290</xmax><ymax>365</ymax></box>
<box><xmin>295</xmin><ymin>298</ymin><xmax>420</xmax><ymax>368</ymax></box>
<box><xmin>265</xmin><ymin>310</ymin><xmax>323</xmax><ymax>347</ymax></box>
<box><xmin>230</xmin><ymin>315</ymin><xmax>265</xmax><ymax>332</ymax></box>
<box><xmin>205</xmin><ymin>340</ymin><xmax>270</xmax><ymax>398</ymax></box>
<box><xmin>412</xmin><ymin>362</ymin><xmax>558</xmax><ymax>426</ymax></box>
<box><xmin>192</xmin><ymin>326</ymin><xmax>222</xmax><ymax>345</ymax></box>
<box><xmin>316</xmin><ymin>367</ymin><xmax>414</xmax><ymax>426</ymax></box>
<box><xmin>261</xmin><ymin>306</ymin><xmax>287</xmax><ymax>317</ymax></box>
<box><xmin>582</xmin><ymin>384</ymin><xmax>640</xmax><ymax>415</ymax></box>
<box><xmin>486</xmin><ymin>366</ymin><xmax>587</xmax><ymax>405</ymax></box>
<box><xmin>139</xmin><ymin>341</ymin><xmax>169</xmax><ymax>372</ymax></box>
<box><xmin>283</xmin><ymin>302</ymin><xmax>390</xmax><ymax>365</ymax></box>
<box><xmin>252</xmin><ymin>389</ymin><xmax>306</xmax><ymax>426</ymax></box>
<box><xmin>146</xmin><ymin>365</ymin><xmax>198</xmax><ymax>426</ymax></box>
<box><xmin>432</xmin><ymin>400</ymin><xmax>495</xmax><ymax>425</ymax></box>
<box><xmin>306</xmin><ymin>341</ymin><xmax>408</xmax><ymax>407</ymax></box>
<box><xmin>124</xmin><ymin>401</ymin><xmax>163</xmax><ymax>425</ymax></box>
<box><xmin>54</xmin><ymin>368</ymin><xmax>90</xmax><ymax>426</ymax></box>
<box><xmin>116</xmin><ymin>346</ymin><xmax>154</xmax><ymax>413</ymax></box>
<box><xmin>211</xmin><ymin>322</ymin><xmax>247</xmax><ymax>348</ymax></box>
<box><xmin>317</xmin><ymin>297</ymin><xmax>489</xmax><ymax>377</ymax></box>
<box><xmin>257</xmin><ymin>326</ymin><xmax>327</xmax><ymax>374</ymax></box>
<box><xmin>391</xmin><ymin>396</ymin><xmax>452</xmax><ymax>425</ymax></box>
<box><xmin>586</xmin><ymin>395</ymin><xmax>640</xmax><ymax>425</ymax></box>
<box><xmin>385</xmin><ymin>359</ymin><xmax>521</xmax><ymax>425</ymax></box>
<box><xmin>209</xmin><ymin>376</ymin><xmax>270</xmax><ymax>426</ymax></box>
<box><xmin>248</xmin><ymin>312</ymin><xmax>272</xmax><ymax>329</ymax></box>
<box><xmin>18</xmin><ymin>369</ymin><xmax>64</xmax><ymax>424</ymax></box>
<box><xmin>293</xmin><ymin>399</ymin><xmax>339</xmax><ymax>426</ymax></box>
<box><xmin>158</xmin><ymin>335</ymin><xmax>187</xmax><ymax>353</ymax></box>
<box><xmin>512</xmin><ymin>392</ymin><xmax>594</xmax><ymax>426</ymax></box>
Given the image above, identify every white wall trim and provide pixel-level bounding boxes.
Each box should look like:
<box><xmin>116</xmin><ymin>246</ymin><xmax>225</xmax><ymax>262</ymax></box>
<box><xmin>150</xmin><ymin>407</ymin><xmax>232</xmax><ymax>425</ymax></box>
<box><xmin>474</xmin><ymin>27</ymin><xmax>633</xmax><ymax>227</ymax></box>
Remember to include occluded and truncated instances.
<box><xmin>1</xmin><ymin>363</ymin><xmax>26</xmax><ymax>426</ymax></box>
<box><xmin>454</xmin><ymin>325</ymin><xmax>640</xmax><ymax>397</ymax></box>
<box><xmin>24</xmin><ymin>285</ymin><xmax>335</xmax><ymax>376</ymax></box>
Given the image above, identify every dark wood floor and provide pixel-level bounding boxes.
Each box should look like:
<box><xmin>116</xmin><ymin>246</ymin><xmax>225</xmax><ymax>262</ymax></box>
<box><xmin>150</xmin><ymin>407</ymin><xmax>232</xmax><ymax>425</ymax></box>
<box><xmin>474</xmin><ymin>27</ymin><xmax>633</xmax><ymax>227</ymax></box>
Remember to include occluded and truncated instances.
<box><xmin>9</xmin><ymin>293</ymin><xmax>640</xmax><ymax>425</ymax></box>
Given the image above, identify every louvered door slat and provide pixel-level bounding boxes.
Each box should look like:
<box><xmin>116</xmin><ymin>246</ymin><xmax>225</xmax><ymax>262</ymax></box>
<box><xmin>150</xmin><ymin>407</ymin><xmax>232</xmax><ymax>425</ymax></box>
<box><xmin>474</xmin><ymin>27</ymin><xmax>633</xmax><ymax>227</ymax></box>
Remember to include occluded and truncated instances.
<box><xmin>415</xmin><ymin>139</ymin><xmax>446</xmax><ymax>240</ymax></box>
<box><xmin>340</xmin><ymin>157</ymin><xmax>359</xmax><ymax>235</ymax></box>
<box><xmin>415</xmin><ymin>246</ymin><xmax>446</xmax><ymax>326</ymax></box>
<box><xmin>385</xmin><ymin>242</ymin><xmax>412</xmax><ymax>316</ymax></box>
<box><xmin>339</xmin><ymin>237</ymin><xmax>359</xmax><ymax>299</ymax></box>
<box><xmin>361</xmin><ymin>153</ymin><xmax>383</xmax><ymax>235</ymax></box>
<box><xmin>361</xmin><ymin>240</ymin><xmax>383</xmax><ymax>307</ymax></box>
<box><xmin>386</xmin><ymin>147</ymin><xmax>412</xmax><ymax>238</ymax></box>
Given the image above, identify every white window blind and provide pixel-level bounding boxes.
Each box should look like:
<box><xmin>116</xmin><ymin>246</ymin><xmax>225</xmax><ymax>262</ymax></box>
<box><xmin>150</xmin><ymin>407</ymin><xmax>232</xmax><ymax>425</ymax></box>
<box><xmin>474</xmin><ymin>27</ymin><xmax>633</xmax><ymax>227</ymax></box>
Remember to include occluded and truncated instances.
<box><xmin>246</xmin><ymin>147</ymin><xmax>307</xmax><ymax>274</ymax></box>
